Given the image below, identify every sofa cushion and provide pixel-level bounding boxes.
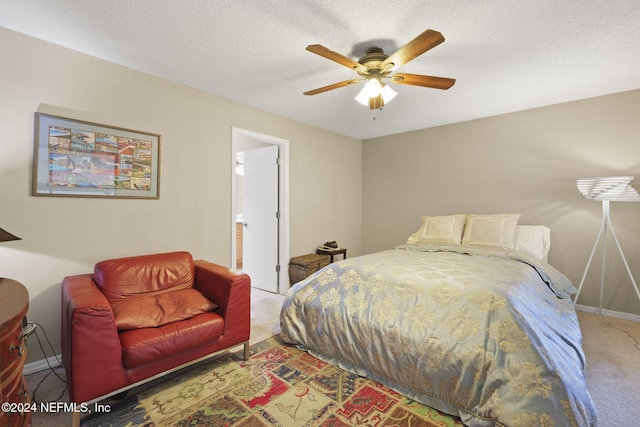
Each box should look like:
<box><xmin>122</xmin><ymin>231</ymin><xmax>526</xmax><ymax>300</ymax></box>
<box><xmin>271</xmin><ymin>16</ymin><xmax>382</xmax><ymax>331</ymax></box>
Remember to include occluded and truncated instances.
<box><xmin>119</xmin><ymin>311</ymin><xmax>224</xmax><ymax>369</ymax></box>
<box><xmin>112</xmin><ymin>288</ymin><xmax>218</xmax><ymax>331</ymax></box>
<box><xmin>94</xmin><ymin>251</ymin><xmax>195</xmax><ymax>304</ymax></box>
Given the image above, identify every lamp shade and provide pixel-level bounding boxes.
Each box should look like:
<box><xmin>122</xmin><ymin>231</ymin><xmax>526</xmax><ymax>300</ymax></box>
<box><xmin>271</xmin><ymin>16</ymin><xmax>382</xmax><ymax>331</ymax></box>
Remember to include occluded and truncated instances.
<box><xmin>0</xmin><ymin>227</ymin><xmax>21</xmax><ymax>242</ymax></box>
<box><xmin>354</xmin><ymin>74</ymin><xmax>397</xmax><ymax>109</ymax></box>
<box><xmin>577</xmin><ymin>176</ymin><xmax>640</xmax><ymax>202</ymax></box>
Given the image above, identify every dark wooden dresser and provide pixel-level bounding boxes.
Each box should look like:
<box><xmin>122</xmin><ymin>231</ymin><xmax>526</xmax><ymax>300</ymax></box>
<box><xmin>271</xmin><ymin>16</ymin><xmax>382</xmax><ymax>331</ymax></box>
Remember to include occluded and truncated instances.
<box><xmin>0</xmin><ymin>278</ymin><xmax>30</xmax><ymax>427</ymax></box>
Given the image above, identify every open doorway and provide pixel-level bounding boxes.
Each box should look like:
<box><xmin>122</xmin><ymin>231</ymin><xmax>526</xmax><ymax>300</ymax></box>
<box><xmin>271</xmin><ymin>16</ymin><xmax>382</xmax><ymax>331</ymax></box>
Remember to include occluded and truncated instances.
<box><xmin>231</xmin><ymin>128</ymin><xmax>289</xmax><ymax>294</ymax></box>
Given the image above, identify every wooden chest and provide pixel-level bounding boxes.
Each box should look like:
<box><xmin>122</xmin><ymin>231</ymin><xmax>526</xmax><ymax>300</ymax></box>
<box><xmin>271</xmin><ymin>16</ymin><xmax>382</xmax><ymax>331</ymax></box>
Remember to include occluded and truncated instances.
<box><xmin>288</xmin><ymin>254</ymin><xmax>330</xmax><ymax>285</ymax></box>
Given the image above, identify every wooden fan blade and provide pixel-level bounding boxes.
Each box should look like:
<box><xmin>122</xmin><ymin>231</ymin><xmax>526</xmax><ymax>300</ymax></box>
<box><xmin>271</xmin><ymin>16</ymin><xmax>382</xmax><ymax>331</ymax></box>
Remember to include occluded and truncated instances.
<box><xmin>306</xmin><ymin>45</ymin><xmax>368</xmax><ymax>73</ymax></box>
<box><xmin>389</xmin><ymin>73</ymin><xmax>455</xmax><ymax>90</ymax></box>
<box><xmin>382</xmin><ymin>29</ymin><xmax>445</xmax><ymax>71</ymax></box>
<box><xmin>303</xmin><ymin>79</ymin><xmax>362</xmax><ymax>96</ymax></box>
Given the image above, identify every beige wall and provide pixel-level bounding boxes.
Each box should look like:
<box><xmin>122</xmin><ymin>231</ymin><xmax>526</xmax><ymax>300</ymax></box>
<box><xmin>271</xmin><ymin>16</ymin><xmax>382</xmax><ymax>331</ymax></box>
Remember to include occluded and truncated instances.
<box><xmin>363</xmin><ymin>89</ymin><xmax>640</xmax><ymax>316</ymax></box>
<box><xmin>0</xmin><ymin>28</ymin><xmax>362</xmax><ymax>363</ymax></box>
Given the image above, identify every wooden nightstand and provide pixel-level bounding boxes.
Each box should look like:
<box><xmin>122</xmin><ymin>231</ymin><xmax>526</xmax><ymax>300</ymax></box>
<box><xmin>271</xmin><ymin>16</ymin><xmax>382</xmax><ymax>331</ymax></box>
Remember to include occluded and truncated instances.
<box><xmin>0</xmin><ymin>278</ymin><xmax>31</xmax><ymax>427</ymax></box>
<box><xmin>315</xmin><ymin>247</ymin><xmax>347</xmax><ymax>263</ymax></box>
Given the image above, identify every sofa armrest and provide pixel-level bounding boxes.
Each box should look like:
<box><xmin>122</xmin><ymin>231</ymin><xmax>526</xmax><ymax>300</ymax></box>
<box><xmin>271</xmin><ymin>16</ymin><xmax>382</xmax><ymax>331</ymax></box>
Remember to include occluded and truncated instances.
<box><xmin>194</xmin><ymin>261</ymin><xmax>251</xmax><ymax>343</ymax></box>
<box><xmin>61</xmin><ymin>274</ymin><xmax>126</xmax><ymax>403</ymax></box>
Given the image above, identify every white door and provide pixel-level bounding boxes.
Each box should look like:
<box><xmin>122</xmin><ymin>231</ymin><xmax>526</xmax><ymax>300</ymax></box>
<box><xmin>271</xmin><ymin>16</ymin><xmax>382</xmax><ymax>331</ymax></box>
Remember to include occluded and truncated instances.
<box><xmin>242</xmin><ymin>145</ymin><xmax>279</xmax><ymax>292</ymax></box>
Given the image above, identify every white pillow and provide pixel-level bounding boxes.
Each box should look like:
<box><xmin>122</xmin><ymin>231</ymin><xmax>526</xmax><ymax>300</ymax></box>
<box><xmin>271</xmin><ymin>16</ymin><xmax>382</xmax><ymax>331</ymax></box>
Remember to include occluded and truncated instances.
<box><xmin>513</xmin><ymin>225</ymin><xmax>551</xmax><ymax>261</ymax></box>
<box><xmin>461</xmin><ymin>213</ymin><xmax>521</xmax><ymax>249</ymax></box>
<box><xmin>407</xmin><ymin>214</ymin><xmax>467</xmax><ymax>245</ymax></box>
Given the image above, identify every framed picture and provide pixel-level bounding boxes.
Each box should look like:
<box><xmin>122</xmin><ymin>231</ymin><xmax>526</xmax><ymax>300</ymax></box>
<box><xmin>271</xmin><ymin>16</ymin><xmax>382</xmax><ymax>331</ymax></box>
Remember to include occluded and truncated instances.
<box><xmin>32</xmin><ymin>113</ymin><xmax>160</xmax><ymax>199</ymax></box>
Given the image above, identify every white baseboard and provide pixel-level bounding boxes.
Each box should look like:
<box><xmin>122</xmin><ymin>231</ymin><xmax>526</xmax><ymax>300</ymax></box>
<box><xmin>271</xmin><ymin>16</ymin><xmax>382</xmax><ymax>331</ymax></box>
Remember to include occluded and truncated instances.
<box><xmin>23</xmin><ymin>354</ymin><xmax>62</xmax><ymax>375</ymax></box>
<box><xmin>575</xmin><ymin>304</ymin><xmax>640</xmax><ymax>323</ymax></box>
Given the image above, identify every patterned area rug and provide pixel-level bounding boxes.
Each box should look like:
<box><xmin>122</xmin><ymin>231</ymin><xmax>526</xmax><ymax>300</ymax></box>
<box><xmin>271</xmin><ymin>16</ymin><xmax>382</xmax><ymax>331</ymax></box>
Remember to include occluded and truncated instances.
<box><xmin>82</xmin><ymin>335</ymin><xmax>464</xmax><ymax>426</ymax></box>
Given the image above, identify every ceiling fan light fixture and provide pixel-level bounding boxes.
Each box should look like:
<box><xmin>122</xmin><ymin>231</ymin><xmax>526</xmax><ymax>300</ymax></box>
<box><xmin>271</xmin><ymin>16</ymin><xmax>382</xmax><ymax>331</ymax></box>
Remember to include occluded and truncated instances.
<box><xmin>380</xmin><ymin>84</ymin><xmax>397</xmax><ymax>103</ymax></box>
<box><xmin>368</xmin><ymin>94</ymin><xmax>384</xmax><ymax>109</ymax></box>
<box><xmin>354</xmin><ymin>88</ymin><xmax>371</xmax><ymax>106</ymax></box>
<box><xmin>355</xmin><ymin>79</ymin><xmax>397</xmax><ymax>109</ymax></box>
<box><xmin>357</xmin><ymin>76</ymin><xmax>382</xmax><ymax>98</ymax></box>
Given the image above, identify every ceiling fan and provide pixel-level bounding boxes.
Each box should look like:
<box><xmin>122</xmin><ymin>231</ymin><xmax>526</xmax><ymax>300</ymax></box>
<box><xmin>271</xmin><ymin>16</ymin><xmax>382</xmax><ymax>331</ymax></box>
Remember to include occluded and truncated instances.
<box><xmin>303</xmin><ymin>29</ymin><xmax>455</xmax><ymax>110</ymax></box>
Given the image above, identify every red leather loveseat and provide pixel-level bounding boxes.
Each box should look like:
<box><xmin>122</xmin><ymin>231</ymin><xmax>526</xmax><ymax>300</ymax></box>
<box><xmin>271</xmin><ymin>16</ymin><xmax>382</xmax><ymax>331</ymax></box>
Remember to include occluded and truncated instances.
<box><xmin>61</xmin><ymin>251</ymin><xmax>250</xmax><ymax>405</ymax></box>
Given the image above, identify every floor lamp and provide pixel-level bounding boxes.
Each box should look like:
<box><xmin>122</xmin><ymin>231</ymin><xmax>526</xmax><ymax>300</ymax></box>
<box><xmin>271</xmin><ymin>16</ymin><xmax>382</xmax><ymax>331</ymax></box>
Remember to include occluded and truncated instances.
<box><xmin>573</xmin><ymin>176</ymin><xmax>640</xmax><ymax>311</ymax></box>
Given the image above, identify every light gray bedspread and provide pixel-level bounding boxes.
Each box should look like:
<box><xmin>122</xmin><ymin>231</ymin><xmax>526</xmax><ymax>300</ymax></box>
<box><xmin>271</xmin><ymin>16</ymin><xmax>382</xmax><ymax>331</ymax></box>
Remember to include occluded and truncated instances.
<box><xmin>280</xmin><ymin>244</ymin><xmax>597</xmax><ymax>426</ymax></box>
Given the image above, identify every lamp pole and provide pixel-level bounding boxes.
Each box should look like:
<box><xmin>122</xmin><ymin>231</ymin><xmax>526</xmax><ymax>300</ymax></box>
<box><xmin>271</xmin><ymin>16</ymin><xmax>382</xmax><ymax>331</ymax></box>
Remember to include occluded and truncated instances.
<box><xmin>573</xmin><ymin>199</ymin><xmax>640</xmax><ymax>311</ymax></box>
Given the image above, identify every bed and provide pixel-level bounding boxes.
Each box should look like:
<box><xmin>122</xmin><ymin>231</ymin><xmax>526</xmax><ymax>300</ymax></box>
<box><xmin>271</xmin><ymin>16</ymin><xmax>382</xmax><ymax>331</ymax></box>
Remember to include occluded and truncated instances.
<box><xmin>280</xmin><ymin>214</ymin><xmax>597</xmax><ymax>426</ymax></box>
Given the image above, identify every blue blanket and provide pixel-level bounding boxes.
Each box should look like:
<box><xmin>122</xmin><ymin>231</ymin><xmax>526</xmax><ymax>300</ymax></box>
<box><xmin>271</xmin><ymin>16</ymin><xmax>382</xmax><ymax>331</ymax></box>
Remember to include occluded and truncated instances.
<box><xmin>280</xmin><ymin>244</ymin><xmax>597</xmax><ymax>426</ymax></box>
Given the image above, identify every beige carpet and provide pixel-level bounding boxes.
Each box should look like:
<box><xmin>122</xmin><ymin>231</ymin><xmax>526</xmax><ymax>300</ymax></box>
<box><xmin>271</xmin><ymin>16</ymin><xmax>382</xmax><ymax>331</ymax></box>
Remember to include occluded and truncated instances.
<box><xmin>577</xmin><ymin>310</ymin><xmax>640</xmax><ymax>426</ymax></box>
<box><xmin>25</xmin><ymin>289</ymin><xmax>640</xmax><ymax>426</ymax></box>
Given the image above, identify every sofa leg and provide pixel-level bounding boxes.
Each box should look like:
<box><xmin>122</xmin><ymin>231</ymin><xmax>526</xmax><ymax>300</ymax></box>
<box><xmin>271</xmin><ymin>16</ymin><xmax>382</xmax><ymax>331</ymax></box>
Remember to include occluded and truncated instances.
<box><xmin>72</xmin><ymin>411</ymin><xmax>80</xmax><ymax>427</ymax></box>
<box><xmin>244</xmin><ymin>341</ymin><xmax>250</xmax><ymax>361</ymax></box>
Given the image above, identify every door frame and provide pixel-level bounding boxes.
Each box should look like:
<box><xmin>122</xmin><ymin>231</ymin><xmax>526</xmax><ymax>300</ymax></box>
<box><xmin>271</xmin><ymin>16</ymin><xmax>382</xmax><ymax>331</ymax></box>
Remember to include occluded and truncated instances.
<box><xmin>231</xmin><ymin>127</ymin><xmax>290</xmax><ymax>294</ymax></box>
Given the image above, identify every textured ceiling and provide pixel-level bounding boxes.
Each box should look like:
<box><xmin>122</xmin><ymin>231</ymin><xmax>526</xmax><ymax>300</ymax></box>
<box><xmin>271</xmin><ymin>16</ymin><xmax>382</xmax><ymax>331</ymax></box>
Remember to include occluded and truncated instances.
<box><xmin>1</xmin><ymin>0</ymin><xmax>639</xmax><ymax>140</ymax></box>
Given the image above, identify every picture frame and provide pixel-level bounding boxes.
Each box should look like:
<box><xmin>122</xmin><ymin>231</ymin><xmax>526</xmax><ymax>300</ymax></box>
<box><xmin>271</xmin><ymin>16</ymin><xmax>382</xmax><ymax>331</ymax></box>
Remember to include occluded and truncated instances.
<box><xmin>32</xmin><ymin>113</ymin><xmax>161</xmax><ymax>199</ymax></box>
